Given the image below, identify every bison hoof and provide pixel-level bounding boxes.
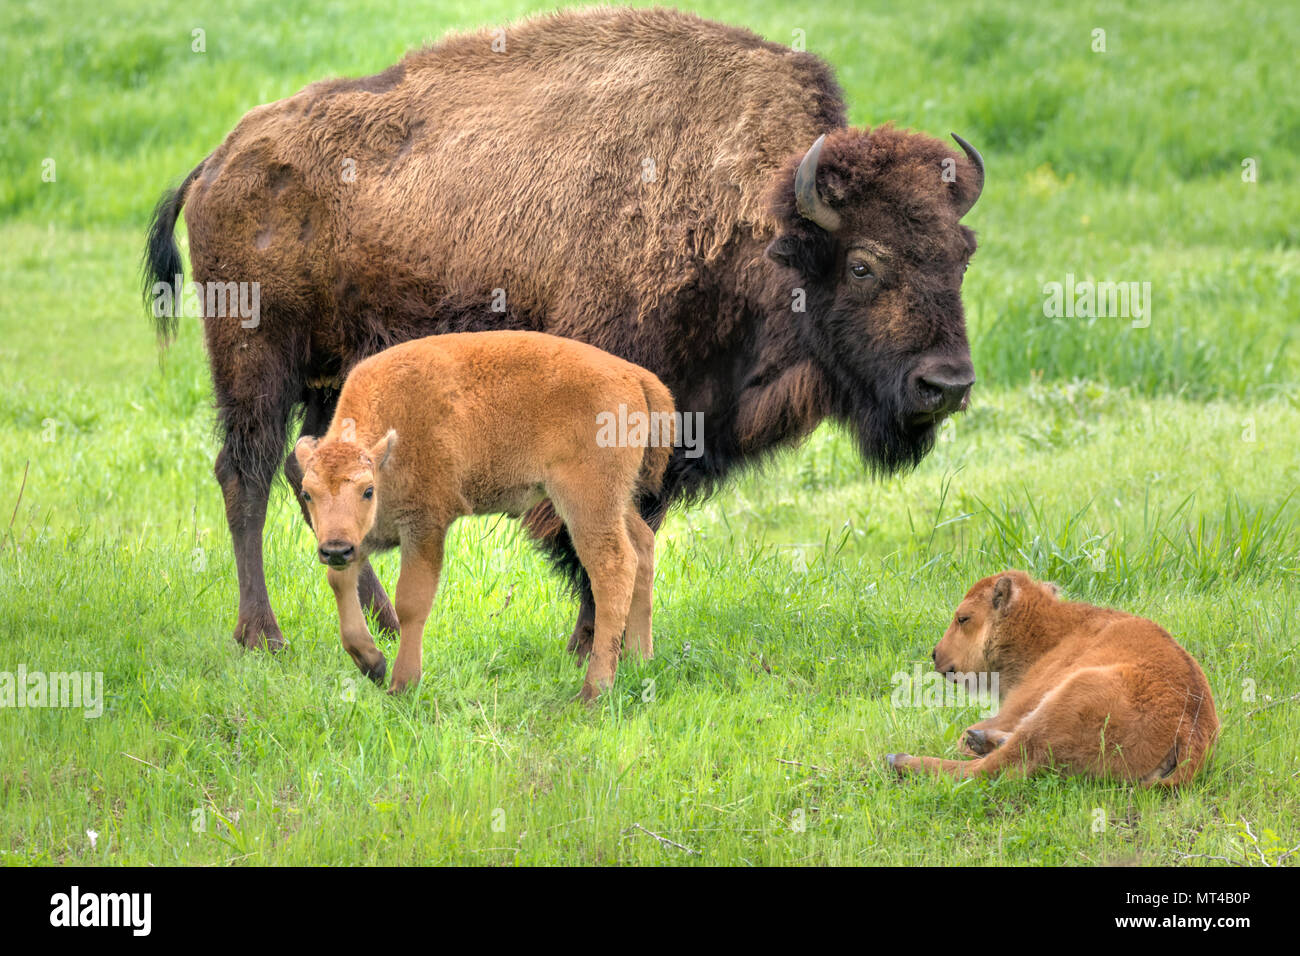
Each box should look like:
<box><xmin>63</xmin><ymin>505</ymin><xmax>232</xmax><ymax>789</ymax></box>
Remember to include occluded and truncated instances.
<box><xmin>233</xmin><ymin>614</ymin><xmax>286</xmax><ymax>653</ymax></box>
<box><xmin>566</xmin><ymin>620</ymin><xmax>595</xmax><ymax>660</ymax></box>
<box><xmin>963</xmin><ymin>729</ymin><xmax>991</xmax><ymax>755</ymax></box>
<box><xmin>885</xmin><ymin>753</ymin><xmax>911</xmax><ymax>775</ymax></box>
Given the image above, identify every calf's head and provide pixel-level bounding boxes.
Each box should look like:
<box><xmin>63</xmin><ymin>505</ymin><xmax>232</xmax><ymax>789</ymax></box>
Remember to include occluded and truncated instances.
<box><xmin>932</xmin><ymin>570</ymin><xmax>1060</xmax><ymax>679</ymax></box>
<box><xmin>293</xmin><ymin>431</ymin><xmax>396</xmax><ymax>569</ymax></box>
<box><xmin>765</xmin><ymin>125</ymin><xmax>983</xmax><ymax>473</ymax></box>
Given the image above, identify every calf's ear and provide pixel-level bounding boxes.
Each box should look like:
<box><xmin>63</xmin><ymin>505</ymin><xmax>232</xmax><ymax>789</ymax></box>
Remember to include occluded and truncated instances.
<box><xmin>991</xmin><ymin>574</ymin><xmax>1015</xmax><ymax>612</ymax></box>
<box><xmin>293</xmin><ymin>436</ymin><xmax>319</xmax><ymax>469</ymax></box>
<box><xmin>369</xmin><ymin>429</ymin><xmax>397</xmax><ymax>470</ymax></box>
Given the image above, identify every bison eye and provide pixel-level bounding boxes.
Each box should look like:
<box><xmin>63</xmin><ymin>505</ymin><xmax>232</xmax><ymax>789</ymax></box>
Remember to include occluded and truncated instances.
<box><xmin>301</xmin><ymin>491</ymin><xmax>311</xmax><ymax>503</ymax></box>
<box><xmin>957</xmin><ymin>614</ymin><xmax>970</xmax><ymax>625</ymax></box>
<box><xmin>363</xmin><ymin>486</ymin><xmax>374</xmax><ymax>500</ymax></box>
<box><xmin>849</xmin><ymin>261</ymin><xmax>874</xmax><ymax>281</ymax></box>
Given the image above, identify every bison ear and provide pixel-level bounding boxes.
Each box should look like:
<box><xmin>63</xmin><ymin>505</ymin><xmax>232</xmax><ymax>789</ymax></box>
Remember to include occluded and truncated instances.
<box><xmin>293</xmin><ymin>436</ymin><xmax>319</xmax><ymax>470</ymax></box>
<box><xmin>765</xmin><ymin>234</ymin><xmax>803</xmax><ymax>268</ymax></box>
<box><xmin>991</xmin><ymin>574</ymin><xmax>1015</xmax><ymax>612</ymax></box>
<box><xmin>765</xmin><ymin>230</ymin><xmax>831</xmax><ymax>279</ymax></box>
<box><xmin>1043</xmin><ymin>580</ymin><xmax>1062</xmax><ymax>599</ymax></box>
<box><xmin>369</xmin><ymin>429</ymin><xmax>397</xmax><ymax>470</ymax></box>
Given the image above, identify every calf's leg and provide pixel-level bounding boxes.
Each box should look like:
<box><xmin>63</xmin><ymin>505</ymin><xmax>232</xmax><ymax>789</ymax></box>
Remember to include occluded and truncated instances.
<box><xmin>891</xmin><ymin>668</ymin><xmax>1136</xmax><ymax>781</ymax></box>
<box><xmin>568</xmin><ymin>521</ymin><xmax>637</xmax><ymax>702</ymax></box>
<box><xmin>623</xmin><ymin>509</ymin><xmax>656</xmax><ymax>660</ymax></box>
<box><xmin>389</xmin><ymin>531</ymin><xmax>445</xmax><ymax>694</ymax></box>
<box><xmin>887</xmin><ymin>740</ymin><xmax>1044</xmax><ymax>780</ymax></box>
<box><xmin>326</xmin><ymin>564</ymin><xmax>387</xmax><ymax>684</ymax></box>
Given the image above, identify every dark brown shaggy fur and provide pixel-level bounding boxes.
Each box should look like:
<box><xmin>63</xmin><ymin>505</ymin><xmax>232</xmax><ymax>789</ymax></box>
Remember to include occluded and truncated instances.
<box><xmin>142</xmin><ymin>6</ymin><xmax>985</xmax><ymax>653</ymax></box>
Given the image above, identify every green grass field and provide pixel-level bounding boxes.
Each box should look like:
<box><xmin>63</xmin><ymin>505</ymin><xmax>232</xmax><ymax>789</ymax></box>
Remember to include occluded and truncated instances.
<box><xmin>1</xmin><ymin>0</ymin><xmax>1297</xmax><ymax>865</ymax></box>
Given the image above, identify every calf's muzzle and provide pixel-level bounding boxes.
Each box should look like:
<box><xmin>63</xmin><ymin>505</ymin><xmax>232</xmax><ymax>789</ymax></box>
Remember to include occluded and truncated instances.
<box><xmin>318</xmin><ymin>541</ymin><xmax>356</xmax><ymax>568</ymax></box>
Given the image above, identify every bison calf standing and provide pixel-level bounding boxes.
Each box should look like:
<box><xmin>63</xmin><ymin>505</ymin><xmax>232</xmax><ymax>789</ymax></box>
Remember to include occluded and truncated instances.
<box><xmin>888</xmin><ymin>571</ymin><xmax>1218</xmax><ymax>785</ymax></box>
<box><xmin>292</xmin><ymin>330</ymin><xmax>675</xmax><ymax>699</ymax></box>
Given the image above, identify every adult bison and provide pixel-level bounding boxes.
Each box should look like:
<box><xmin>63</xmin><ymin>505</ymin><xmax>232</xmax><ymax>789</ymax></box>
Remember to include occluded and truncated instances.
<box><xmin>143</xmin><ymin>7</ymin><xmax>983</xmax><ymax>655</ymax></box>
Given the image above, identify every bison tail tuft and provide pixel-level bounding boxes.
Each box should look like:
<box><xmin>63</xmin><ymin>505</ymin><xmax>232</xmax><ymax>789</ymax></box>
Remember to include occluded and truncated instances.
<box><xmin>141</xmin><ymin>161</ymin><xmax>204</xmax><ymax>344</ymax></box>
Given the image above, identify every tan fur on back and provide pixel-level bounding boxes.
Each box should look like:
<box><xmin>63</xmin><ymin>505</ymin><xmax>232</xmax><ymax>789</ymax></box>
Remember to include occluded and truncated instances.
<box><xmin>329</xmin><ymin>330</ymin><xmax>672</xmax><ymax>519</ymax></box>
<box><xmin>889</xmin><ymin>570</ymin><xmax>1219</xmax><ymax>786</ymax></box>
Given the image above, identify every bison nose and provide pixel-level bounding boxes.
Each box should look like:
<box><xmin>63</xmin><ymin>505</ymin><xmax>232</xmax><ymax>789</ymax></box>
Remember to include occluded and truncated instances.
<box><xmin>318</xmin><ymin>541</ymin><xmax>356</xmax><ymax>567</ymax></box>
<box><xmin>921</xmin><ymin>374</ymin><xmax>974</xmax><ymax>413</ymax></box>
<box><xmin>911</xmin><ymin>358</ymin><xmax>976</xmax><ymax>419</ymax></box>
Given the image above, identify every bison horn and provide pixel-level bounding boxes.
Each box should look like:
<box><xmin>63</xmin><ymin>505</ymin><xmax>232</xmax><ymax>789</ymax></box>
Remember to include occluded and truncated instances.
<box><xmin>794</xmin><ymin>134</ymin><xmax>841</xmax><ymax>233</ymax></box>
<box><xmin>949</xmin><ymin>132</ymin><xmax>984</xmax><ymax>217</ymax></box>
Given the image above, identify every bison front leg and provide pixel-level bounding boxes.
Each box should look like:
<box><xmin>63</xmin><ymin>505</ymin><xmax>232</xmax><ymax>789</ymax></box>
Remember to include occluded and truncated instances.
<box><xmin>215</xmin><ymin>443</ymin><xmax>285</xmax><ymax>652</ymax></box>
<box><xmin>327</xmin><ymin>564</ymin><xmax>387</xmax><ymax>685</ymax></box>
<box><xmin>389</xmin><ymin>532</ymin><xmax>445</xmax><ymax>695</ymax></box>
<box><xmin>567</xmin><ymin>582</ymin><xmax>597</xmax><ymax>659</ymax></box>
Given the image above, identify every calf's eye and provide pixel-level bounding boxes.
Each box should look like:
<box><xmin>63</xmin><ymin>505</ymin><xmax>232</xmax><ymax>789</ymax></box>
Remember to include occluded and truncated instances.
<box><xmin>301</xmin><ymin>492</ymin><xmax>311</xmax><ymax>502</ymax></box>
<box><xmin>363</xmin><ymin>487</ymin><xmax>374</xmax><ymax>500</ymax></box>
<box><xmin>957</xmin><ymin>614</ymin><xmax>970</xmax><ymax>625</ymax></box>
<box><xmin>850</xmin><ymin>261</ymin><xmax>874</xmax><ymax>280</ymax></box>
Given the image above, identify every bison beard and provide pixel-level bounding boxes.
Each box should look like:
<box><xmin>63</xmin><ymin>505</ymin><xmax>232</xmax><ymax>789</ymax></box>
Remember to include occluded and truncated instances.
<box><xmin>142</xmin><ymin>7</ymin><xmax>982</xmax><ymax>656</ymax></box>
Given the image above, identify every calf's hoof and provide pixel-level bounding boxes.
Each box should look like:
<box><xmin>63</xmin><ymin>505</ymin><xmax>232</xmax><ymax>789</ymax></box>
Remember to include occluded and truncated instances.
<box><xmin>387</xmin><ymin>668</ymin><xmax>420</xmax><ymax>695</ymax></box>
<box><xmin>578</xmin><ymin>677</ymin><xmax>611</xmax><ymax>704</ymax></box>
<box><xmin>962</xmin><ymin>728</ymin><xmax>992</xmax><ymax>756</ymax></box>
<box><xmin>885</xmin><ymin>753</ymin><xmax>913</xmax><ymax>776</ymax></box>
<box><xmin>359</xmin><ymin>655</ymin><xmax>387</xmax><ymax>686</ymax></box>
<box><xmin>233</xmin><ymin>614</ymin><xmax>286</xmax><ymax>653</ymax></box>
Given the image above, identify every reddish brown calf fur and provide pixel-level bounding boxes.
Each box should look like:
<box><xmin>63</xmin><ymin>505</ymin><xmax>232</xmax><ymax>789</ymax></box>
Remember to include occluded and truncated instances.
<box><xmin>888</xmin><ymin>571</ymin><xmax>1218</xmax><ymax>786</ymax></box>
<box><xmin>293</xmin><ymin>330</ymin><xmax>675</xmax><ymax>700</ymax></box>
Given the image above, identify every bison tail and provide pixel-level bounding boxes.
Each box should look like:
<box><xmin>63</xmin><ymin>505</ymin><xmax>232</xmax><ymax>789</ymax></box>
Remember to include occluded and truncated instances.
<box><xmin>637</xmin><ymin>373</ymin><xmax>676</xmax><ymax>497</ymax></box>
<box><xmin>141</xmin><ymin>160</ymin><xmax>205</xmax><ymax>344</ymax></box>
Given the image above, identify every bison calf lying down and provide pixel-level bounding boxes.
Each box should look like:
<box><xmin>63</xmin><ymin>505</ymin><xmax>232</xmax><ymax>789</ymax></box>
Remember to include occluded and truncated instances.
<box><xmin>293</xmin><ymin>330</ymin><xmax>675</xmax><ymax>700</ymax></box>
<box><xmin>888</xmin><ymin>571</ymin><xmax>1218</xmax><ymax>786</ymax></box>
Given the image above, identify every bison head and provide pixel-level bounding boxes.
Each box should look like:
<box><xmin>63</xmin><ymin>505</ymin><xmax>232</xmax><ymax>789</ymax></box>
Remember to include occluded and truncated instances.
<box><xmin>765</xmin><ymin>125</ymin><xmax>982</xmax><ymax>473</ymax></box>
